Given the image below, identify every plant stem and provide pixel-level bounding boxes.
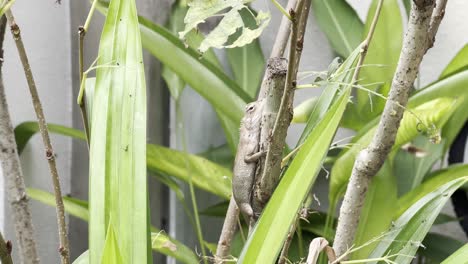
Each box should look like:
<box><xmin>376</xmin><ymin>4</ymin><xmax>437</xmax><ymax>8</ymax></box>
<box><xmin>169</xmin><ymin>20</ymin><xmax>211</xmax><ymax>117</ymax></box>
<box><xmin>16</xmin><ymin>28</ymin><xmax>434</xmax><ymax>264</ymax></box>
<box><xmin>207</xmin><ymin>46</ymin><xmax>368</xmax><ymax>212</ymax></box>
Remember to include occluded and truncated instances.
<box><xmin>278</xmin><ymin>216</ymin><xmax>299</xmax><ymax>264</ymax></box>
<box><xmin>270</xmin><ymin>0</ymin><xmax>292</xmax><ymax>20</ymax></box>
<box><xmin>77</xmin><ymin>0</ymin><xmax>98</xmax><ymax>145</ymax></box>
<box><xmin>5</xmin><ymin>10</ymin><xmax>70</xmax><ymax>264</ymax></box>
<box><xmin>269</xmin><ymin>0</ymin><xmax>298</xmax><ymax>59</ymax></box>
<box><xmin>333</xmin><ymin>0</ymin><xmax>440</xmax><ymax>258</ymax></box>
<box><xmin>0</xmin><ymin>231</ymin><xmax>12</xmax><ymax>264</ymax></box>
<box><xmin>215</xmin><ymin>197</ymin><xmax>239</xmax><ymax>263</ymax></box>
<box><xmin>0</xmin><ymin>14</ymin><xmax>39</xmax><ymax>264</ymax></box>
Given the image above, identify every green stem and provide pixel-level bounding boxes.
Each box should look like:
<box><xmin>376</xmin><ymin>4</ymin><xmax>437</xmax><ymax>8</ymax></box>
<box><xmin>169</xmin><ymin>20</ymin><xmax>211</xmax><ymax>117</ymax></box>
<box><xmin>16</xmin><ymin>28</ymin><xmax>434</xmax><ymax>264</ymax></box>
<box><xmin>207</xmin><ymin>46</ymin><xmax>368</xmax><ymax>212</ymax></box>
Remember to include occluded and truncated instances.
<box><xmin>175</xmin><ymin>101</ymin><xmax>208</xmax><ymax>264</ymax></box>
<box><xmin>271</xmin><ymin>0</ymin><xmax>292</xmax><ymax>20</ymax></box>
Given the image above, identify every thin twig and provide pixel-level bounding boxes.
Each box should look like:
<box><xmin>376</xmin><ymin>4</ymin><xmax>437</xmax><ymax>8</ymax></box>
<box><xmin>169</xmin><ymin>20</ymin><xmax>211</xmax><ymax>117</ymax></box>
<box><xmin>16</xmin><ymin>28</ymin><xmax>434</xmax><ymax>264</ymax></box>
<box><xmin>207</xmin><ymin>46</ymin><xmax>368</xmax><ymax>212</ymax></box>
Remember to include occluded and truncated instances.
<box><xmin>5</xmin><ymin>10</ymin><xmax>70</xmax><ymax>264</ymax></box>
<box><xmin>0</xmin><ymin>231</ymin><xmax>12</xmax><ymax>264</ymax></box>
<box><xmin>0</xmin><ymin>13</ymin><xmax>39</xmax><ymax>264</ymax></box>
<box><xmin>333</xmin><ymin>0</ymin><xmax>439</xmax><ymax>258</ymax></box>
<box><xmin>278</xmin><ymin>213</ymin><xmax>300</xmax><ymax>264</ymax></box>
<box><xmin>427</xmin><ymin>0</ymin><xmax>448</xmax><ymax>49</ymax></box>
<box><xmin>77</xmin><ymin>0</ymin><xmax>98</xmax><ymax>145</ymax></box>
<box><xmin>215</xmin><ymin>197</ymin><xmax>239</xmax><ymax>264</ymax></box>
<box><xmin>269</xmin><ymin>0</ymin><xmax>298</xmax><ymax>59</ymax></box>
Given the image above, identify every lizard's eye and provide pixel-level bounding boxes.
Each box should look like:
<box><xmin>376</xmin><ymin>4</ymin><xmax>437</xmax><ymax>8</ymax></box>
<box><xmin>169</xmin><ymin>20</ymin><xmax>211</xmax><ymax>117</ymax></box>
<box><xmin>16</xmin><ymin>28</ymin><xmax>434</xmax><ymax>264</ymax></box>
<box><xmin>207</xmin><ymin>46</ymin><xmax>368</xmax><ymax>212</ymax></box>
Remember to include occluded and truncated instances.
<box><xmin>246</xmin><ymin>104</ymin><xmax>255</xmax><ymax>112</ymax></box>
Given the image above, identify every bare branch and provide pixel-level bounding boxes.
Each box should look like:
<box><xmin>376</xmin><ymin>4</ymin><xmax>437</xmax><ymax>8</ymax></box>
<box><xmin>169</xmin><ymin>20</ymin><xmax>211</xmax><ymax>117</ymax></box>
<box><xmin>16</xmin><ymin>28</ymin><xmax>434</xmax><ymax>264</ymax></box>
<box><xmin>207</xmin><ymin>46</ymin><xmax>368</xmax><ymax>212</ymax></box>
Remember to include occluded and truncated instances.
<box><xmin>333</xmin><ymin>0</ymin><xmax>438</xmax><ymax>257</ymax></box>
<box><xmin>215</xmin><ymin>197</ymin><xmax>239</xmax><ymax>263</ymax></box>
<box><xmin>427</xmin><ymin>0</ymin><xmax>448</xmax><ymax>48</ymax></box>
<box><xmin>0</xmin><ymin>14</ymin><xmax>39</xmax><ymax>264</ymax></box>
<box><xmin>5</xmin><ymin>10</ymin><xmax>70</xmax><ymax>264</ymax></box>
<box><xmin>269</xmin><ymin>0</ymin><xmax>298</xmax><ymax>59</ymax></box>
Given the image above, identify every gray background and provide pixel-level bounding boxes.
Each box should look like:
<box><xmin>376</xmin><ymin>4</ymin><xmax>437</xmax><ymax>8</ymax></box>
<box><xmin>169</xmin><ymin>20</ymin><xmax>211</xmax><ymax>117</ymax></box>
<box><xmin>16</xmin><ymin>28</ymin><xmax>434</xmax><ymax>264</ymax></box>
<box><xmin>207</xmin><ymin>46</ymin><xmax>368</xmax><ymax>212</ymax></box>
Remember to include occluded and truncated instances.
<box><xmin>0</xmin><ymin>0</ymin><xmax>467</xmax><ymax>263</ymax></box>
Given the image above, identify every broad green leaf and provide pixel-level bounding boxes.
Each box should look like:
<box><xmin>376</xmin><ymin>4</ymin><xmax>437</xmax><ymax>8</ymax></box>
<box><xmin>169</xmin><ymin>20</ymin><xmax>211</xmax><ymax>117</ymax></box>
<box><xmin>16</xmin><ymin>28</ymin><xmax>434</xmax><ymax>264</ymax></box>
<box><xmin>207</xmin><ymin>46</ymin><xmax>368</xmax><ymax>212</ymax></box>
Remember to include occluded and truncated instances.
<box><xmin>238</xmin><ymin>87</ymin><xmax>350</xmax><ymax>263</ymax></box>
<box><xmin>442</xmin><ymin>96</ymin><xmax>468</xmax><ymax>151</ymax></box>
<box><xmin>357</xmin><ymin>0</ymin><xmax>403</xmax><ymax>120</ymax></box>
<box><xmin>151</xmin><ymin>232</ymin><xmax>199</xmax><ymax>264</ymax></box>
<box><xmin>30</xmin><ymin>189</ymin><xmax>199</xmax><ymax>264</ymax></box>
<box><xmin>73</xmin><ymin>250</ymin><xmax>89</xmax><ymax>264</ymax></box>
<box><xmin>368</xmin><ymin>177</ymin><xmax>468</xmax><ymax>264</ymax></box>
<box><xmin>14</xmin><ymin>122</ymin><xmax>86</xmax><ymax>154</ymax></box>
<box><xmin>397</xmin><ymin>164</ymin><xmax>468</xmax><ymax>217</ymax></box>
<box><xmin>14</xmin><ymin>122</ymin><xmax>231</xmax><ymax>199</ymax></box>
<box><xmin>89</xmin><ymin>0</ymin><xmax>150</xmax><ymax>261</ymax></box>
<box><xmin>440</xmin><ymin>44</ymin><xmax>468</xmax><ymax>79</ymax></box>
<box><xmin>441</xmin><ymin>243</ymin><xmax>468</xmax><ymax>264</ymax></box>
<box><xmin>226</xmin><ymin>8</ymin><xmax>265</xmax><ymax>99</ymax></box>
<box><xmin>330</xmin><ymin>97</ymin><xmax>457</xmax><ymax>202</ymax></box>
<box><xmin>403</xmin><ymin>0</ymin><xmax>411</xmax><ymax>16</ymax></box>
<box><xmin>420</xmin><ymin>233</ymin><xmax>465</xmax><ymax>263</ymax></box>
<box><xmin>199</xmin><ymin>201</ymin><xmax>229</xmax><ymax>217</ymax></box>
<box><xmin>147</xmin><ymin>144</ymin><xmax>232</xmax><ymax>199</ymax></box>
<box><xmin>351</xmin><ymin>161</ymin><xmax>397</xmax><ymax>260</ymax></box>
<box><xmin>198</xmin><ymin>143</ymin><xmax>233</xmax><ymax>169</ymax></box>
<box><xmin>101</xmin><ymin>221</ymin><xmax>124</xmax><ymax>264</ymax></box>
<box><xmin>311</xmin><ymin>0</ymin><xmax>363</xmax><ymax>58</ymax></box>
<box><xmin>27</xmin><ymin>188</ymin><xmax>89</xmax><ymax>222</ymax></box>
<box><xmin>394</xmin><ymin>135</ymin><xmax>444</xmax><ymax>196</ymax></box>
<box><xmin>179</xmin><ymin>0</ymin><xmax>269</xmax><ymax>52</ymax></box>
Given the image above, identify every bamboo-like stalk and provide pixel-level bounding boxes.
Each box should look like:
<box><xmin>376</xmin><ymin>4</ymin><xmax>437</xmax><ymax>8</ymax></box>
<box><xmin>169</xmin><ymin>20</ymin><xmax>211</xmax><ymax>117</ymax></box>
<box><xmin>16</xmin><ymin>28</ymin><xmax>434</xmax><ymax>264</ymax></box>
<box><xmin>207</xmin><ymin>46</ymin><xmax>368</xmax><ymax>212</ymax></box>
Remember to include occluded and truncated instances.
<box><xmin>5</xmin><ymin>10</ymin><xmax>70</xmax><ymax>264</ymax></box>
<box><xmin>333</xmin><ymin>0</ymin><xmax>444</xmax><ymax>257</ymax></box>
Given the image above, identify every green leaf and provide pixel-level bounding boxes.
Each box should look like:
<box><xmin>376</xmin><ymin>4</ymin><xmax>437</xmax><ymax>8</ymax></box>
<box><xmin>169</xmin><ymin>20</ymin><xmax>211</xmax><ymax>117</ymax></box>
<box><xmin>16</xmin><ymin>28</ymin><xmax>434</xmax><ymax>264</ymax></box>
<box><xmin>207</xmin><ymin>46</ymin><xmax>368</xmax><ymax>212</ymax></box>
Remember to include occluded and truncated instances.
<box><xmin>226</xmin><ymin>20</ymin><xmax>264</xmax><ymax>98</ymax></box>
<box><xmin>147</xmin><ymin>144</ymin><xmax>232</xmax><ymax>199</ymax></box>
<box><xmin>397</xmin><ymin>164</ymin><xmax>468</xmax><ymax>217</ymax></box>
<box><xmin>292</xmin><ymin>96</ymin><xmax>319</xmax><ymax>123</ymax></box>
<box><xmin>96</xmin><ymin>1</ymin><xmax>249</xmax><ymax>125</ymax></box>
<box><xmin>238</xmin><ymin>87</ymin><xmax>350</xmax><ymax>263</ymax></box>
<box><xmin>151</xmin><ymin>232</ymin><xmax>199</xmax><ymax>264</ymax></box>
<box><xmin>351</xmin><ymin>161</ymin><xmax>397</xmax><ymax>260</ymax></box>
<box><xmin>420</xmin><ymin>233</ymin><xmax>465</xmax><ymax>263</ymax></box>
<box><xmin>14</xmin><ymin>122</ymin><xmax>86</xmax><ymax>154</ymax></box>
<box><xmin>14</xmin><ymin>122</ymin><xmax>231</xmax><ymax>199</ymax></box>
<box><xmin>29</xmin><ymin>188</ymin><xmax>199</xmax><ymax>264</ymax></box>
<box><xmin>394</xmin><ymin>135</ymin><xmax>444</xmax><ymax>196</ymax></box>
<box><xmin>297</xmin><ymin>46</ymin><xmax>360</xmax><ymax>145</ymax></box>
<box><xmin>441</xmin><ymin>243</ymin><xmax>468</xmax><ymax>264</ymax></box>
<box><xmin>179</xmin><ymin>0</ymin><xmax>269</xmax><ymax>52</ymax></box>
<box><xmin>440</xmin><ymin>44</ymin><xmax>468</xmax><ymax>79</ymax></box>
<box><xmin>73</xmin><ymin>250</ymin><xmax>89</xmax><ymax>264</ymax></box>
<box><xmin>330</xmin><ymin>97</ymin><xmax>457</xmax><ymax>202</ymax></box>
<box><xmin>89</xmin><ymin>0</ymin><xmax>150</xmax><ymax>261</ymax></box>
<box><xmin>357</xmin><ymin>0</ymin><xmax>403</xmax><ymax>120</ymax></box>
<box><xmin>368</xmin><ymin>177</ymin><xmax>468</xmax><ymax>264</ymax></box>
<box><xmin>311</xmin><ymin>0</ymin><xmax>363</xmax><ymax>58</ymax></box>
<box><xmin>101</xmin><ymin>221</ymin><xmax>124</xmax><ymax>264</ymax></box>
<box><xmin>199</xmin><ymin>201</ymin><xmax>229</xmax><ymax>217</ymax></box>
<box><xmin>27</xmin><ymin>188</ymin><xmax>89</xmax><ymax>222</ymax></box>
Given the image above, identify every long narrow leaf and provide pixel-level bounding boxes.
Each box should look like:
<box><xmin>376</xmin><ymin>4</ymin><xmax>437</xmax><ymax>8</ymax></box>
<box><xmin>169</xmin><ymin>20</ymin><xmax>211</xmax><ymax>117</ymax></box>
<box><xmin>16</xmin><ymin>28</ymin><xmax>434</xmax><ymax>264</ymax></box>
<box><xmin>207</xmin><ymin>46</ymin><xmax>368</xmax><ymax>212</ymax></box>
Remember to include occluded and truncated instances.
<box><xmin>238</xmin><ymin>88</ymin><xmax>350</xmax><ymax>263</ymax></box>
<box><xmin>441</xmin><ymin>243</ymin><xmax>468</xmax><ymax>264</ymax></box>
<box><xmin>368</xmin><ymin>177</ymin><xmax>468</xmax><ymax>264</ymax></box>
<box><xmin>89</xmin><ymin>0</ymin><xmax>149</xmax><ymax>261</ymax></box>
<box><xmin>30</xmin><ymin>189</ymin><xmax>199</xmax><ymax>264</ymax></box>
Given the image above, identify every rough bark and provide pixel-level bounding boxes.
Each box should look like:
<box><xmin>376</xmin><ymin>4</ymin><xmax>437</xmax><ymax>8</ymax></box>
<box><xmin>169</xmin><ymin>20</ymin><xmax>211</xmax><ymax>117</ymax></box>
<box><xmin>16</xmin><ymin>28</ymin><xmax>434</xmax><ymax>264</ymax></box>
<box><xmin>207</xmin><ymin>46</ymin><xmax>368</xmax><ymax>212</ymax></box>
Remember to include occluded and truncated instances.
<box><xmin>333</xmin><ymin>0</ymin><xmax>440</xmax><ymax>257</ymax></box>
<box><xmin>5</xmin><ymin>10</ymin><xmax>70</xmax><ymax>263</ymax></box>
<box><xmin>252</xmin><ymin>0</ymin><xmax>311</xmax><ymax>217</ymax></box>
<box><xmin>0</xmin><ymin>14</ymin><xmax>40</xmax><ymax>264</ymax></box>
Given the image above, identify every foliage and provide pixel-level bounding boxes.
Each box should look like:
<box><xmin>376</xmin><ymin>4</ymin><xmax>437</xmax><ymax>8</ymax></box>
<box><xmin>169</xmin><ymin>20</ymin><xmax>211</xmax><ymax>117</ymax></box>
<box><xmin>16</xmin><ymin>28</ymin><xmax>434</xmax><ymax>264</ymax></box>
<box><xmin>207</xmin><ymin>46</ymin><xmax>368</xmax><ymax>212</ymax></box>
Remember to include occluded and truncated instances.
<box><xmin>12</xmin><ymin>0</ymin><xmax>468</xmax><ymax>263</ymax></box>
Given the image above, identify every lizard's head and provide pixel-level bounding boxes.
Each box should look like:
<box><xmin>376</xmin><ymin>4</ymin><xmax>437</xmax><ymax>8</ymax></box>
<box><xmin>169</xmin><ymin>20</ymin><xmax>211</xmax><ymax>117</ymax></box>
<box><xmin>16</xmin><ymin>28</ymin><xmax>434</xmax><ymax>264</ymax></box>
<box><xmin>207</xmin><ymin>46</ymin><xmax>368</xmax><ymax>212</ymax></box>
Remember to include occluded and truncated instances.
<box><xmin>243</xmin><ymin>100</ymin><xmax>264</xmax><ymax>128</ymax></box>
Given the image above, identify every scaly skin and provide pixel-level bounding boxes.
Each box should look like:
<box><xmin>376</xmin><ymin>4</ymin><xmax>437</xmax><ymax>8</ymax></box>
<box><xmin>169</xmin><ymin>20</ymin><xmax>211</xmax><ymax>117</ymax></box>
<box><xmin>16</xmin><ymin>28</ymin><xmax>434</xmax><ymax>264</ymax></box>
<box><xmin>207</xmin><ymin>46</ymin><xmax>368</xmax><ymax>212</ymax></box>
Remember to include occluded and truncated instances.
<box><xmin>232</xmin><ymin>100</ymin><xmax>264</xmax><ymax>220</ymax></box>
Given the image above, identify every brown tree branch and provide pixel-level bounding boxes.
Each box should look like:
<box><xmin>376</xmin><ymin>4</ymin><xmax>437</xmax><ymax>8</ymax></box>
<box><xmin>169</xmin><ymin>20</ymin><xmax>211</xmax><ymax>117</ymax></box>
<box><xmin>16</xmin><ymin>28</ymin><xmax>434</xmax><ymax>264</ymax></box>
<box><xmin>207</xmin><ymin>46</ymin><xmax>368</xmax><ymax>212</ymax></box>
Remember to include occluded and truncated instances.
<box><xmin>333</xmin><ymin>0</ymin><xmax>439</xmax><ymax>257</ymax></box>
<box><xmin>5</xmin><ymin>10</ymin><xmax>70</xmax><ymax>264</ymax></box>
<box><xmin>214</xmin><ymin>197</ymin><xmax>239</xmax><ymax>264</ymax></box>
<box><xmin>252</xmin><ymin>0</ymin><xmax>311</xmax><ymax>216</ymax></box>
<box><xmin>0</xmin><ymin>14</ymin><xmax>39</xmax><ymax>264</ymax></box>
<box><xmin>0</xmin><ymin>231</ymin><xmax>13</xmax><ymax>264</ymax></box>
<box><xmin>427</xmin><ymin>0</ymin><xmax>448</xmax><ymax>48</ymax></box>
<box><xmin>269</xmin><ymin>0</ymin><xmax>298</xmax><ymax>60</ymax></box>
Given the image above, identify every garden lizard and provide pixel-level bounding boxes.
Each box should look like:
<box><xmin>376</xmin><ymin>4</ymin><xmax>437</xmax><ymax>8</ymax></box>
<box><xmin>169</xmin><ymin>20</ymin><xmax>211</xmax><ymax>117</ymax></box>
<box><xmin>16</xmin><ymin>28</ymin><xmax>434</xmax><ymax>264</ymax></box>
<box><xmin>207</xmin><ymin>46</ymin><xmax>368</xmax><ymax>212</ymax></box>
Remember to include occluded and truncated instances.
<box><xmin>232</xmin><ymin>99</ymin><xmax>265</xmax><ymax>221</ymax></box>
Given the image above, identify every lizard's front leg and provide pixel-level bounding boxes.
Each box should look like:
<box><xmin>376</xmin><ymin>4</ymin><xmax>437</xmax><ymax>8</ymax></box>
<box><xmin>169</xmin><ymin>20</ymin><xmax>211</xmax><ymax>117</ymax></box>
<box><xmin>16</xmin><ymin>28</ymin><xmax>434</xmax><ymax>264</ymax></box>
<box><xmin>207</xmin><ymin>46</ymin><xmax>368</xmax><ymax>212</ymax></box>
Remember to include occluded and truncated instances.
<box><xmin>245</xmin><ymin>151</ymin><xmax>265</xmax><ymax>163</ymax></box>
